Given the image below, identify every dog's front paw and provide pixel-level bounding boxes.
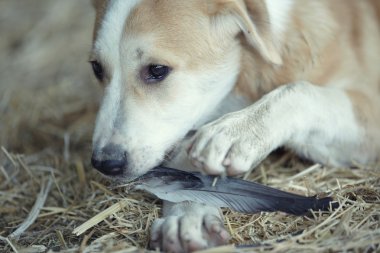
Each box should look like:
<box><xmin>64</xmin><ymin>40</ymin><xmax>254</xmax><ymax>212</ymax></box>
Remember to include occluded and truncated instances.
<box><xmin>187</xmin><ymin>110</ymin><xmax>271</xmax><ymax>176</ymax></box>
<box><xmin>150</xmin><ymin>204</ymin><xmax>230</xmax><ymax>253</ymax></box>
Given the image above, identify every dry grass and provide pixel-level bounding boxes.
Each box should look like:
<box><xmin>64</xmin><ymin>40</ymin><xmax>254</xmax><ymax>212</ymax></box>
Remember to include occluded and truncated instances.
<box><xmin>0</xmin><ymin>1</ymin><xmax>379</xmax><ymax>253</ymax></box>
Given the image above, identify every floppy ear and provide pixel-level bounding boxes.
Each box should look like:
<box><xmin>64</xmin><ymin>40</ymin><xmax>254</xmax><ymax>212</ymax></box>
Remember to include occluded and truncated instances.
<box><xmin>211</xmin><ymin>0</ymin><xmax>282</xmax><ymax>65</ymax></box>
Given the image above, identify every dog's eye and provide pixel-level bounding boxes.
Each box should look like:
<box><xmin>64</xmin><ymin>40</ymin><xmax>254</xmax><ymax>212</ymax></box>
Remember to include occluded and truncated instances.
<box><xmin>90</xmin><ymin>60</ymin><xmax>104</xmax><ymax>81</ymax></box>
<box><xmin>141</xmin><ymin>65</ymin><xmax>171</xmax><ymax>84</ymax></box>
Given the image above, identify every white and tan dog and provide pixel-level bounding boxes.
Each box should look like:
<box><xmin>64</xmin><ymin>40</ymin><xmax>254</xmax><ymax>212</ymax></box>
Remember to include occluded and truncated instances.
<box><xmin>90</xmin><ymin>0</ymin><xmax>380</xmax><ymax>252</ymax></box>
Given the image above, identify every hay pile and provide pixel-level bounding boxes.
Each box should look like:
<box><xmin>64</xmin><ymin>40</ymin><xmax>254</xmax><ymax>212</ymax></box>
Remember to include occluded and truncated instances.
<box><xmin>0</xmin><ymin>1</ymin><xmax>379</xmax><ymax>252</ymax></box>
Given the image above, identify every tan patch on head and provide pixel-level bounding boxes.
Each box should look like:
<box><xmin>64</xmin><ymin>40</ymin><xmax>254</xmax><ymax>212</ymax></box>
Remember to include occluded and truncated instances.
<box><xmin>124</xmin><ymin>0</ymin><xmax>233</xmax><ymax>69</ymax></box>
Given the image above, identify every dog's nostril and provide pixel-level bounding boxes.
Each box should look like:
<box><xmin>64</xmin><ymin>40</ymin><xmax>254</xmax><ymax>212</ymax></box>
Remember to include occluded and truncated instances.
<box><xmin>102</xmin><ymin>160</ymin><xmax>125</xmax><ymax>176</ymax></box>
<box><xmin>91</xmin><ymin>145</ymin><xmax>128</xmax><ymax>176</ymax></box>
<box><xmin>91</xmin><ymin>158</ymin><xmax>126</xmax><ymax>176</ymax></box>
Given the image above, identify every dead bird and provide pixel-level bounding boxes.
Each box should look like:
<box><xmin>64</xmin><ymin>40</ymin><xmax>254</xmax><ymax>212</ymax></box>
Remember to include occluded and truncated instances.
<box><xmin>130</xmin><ymin>166</ymin><xmax>336</xmax><ymax>215</ymax></box>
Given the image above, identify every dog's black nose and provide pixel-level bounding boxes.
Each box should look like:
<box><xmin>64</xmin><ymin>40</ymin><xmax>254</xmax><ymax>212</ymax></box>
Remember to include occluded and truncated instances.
<box><xmin>91</xmin><ymin>144</ymin><xmax>128</xmax><ymax>176</ymax></box>
<box><xmin>91</xmin><ymin>158</ymin><xmax>126</xmax><ymax>176</ymax></box>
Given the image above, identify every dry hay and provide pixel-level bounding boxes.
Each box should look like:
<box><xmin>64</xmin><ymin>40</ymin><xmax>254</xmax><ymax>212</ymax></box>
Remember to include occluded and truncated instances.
<box><xmin>0</xmin><ymin>1</ymin><xmax>379</xmax><ymax>253</ymax></box>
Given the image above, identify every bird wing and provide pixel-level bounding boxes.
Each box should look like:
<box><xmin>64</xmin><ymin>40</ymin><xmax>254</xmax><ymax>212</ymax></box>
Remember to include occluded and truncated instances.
<box><xmin>133</xmin><ymin>166</ymin><xmax>335</xmax><ymax>215</ymax></box>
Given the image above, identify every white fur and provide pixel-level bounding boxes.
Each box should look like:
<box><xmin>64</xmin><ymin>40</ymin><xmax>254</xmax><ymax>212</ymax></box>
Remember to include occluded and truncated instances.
<box><xmin>283</xmin><ymin>84</ymin><xmax>364</xmax><ymax>166</ymax></box>
<box><xmin>265</xmin><ymin>0</ymin><xmax>294</xmax><ymax>41</ymax></box>
<box><xmin>94</xmin><ymin>0</ymin><xmax>141</xmax><ymax>60</ymax></box>
<box><xmin>188</xmin><ymin>82</ymin><xmax>363</xmax><ymax>176</ymax></box>
<box><xmin>92</xmin><ymin>0</ymin><xmax>141</xmax><ymax>149</ymax></box>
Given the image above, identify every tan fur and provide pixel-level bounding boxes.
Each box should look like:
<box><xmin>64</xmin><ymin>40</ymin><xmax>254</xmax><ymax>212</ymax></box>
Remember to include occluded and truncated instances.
<box><xmin>233</xmin><ymin>1</ymin><xmax>380</xmax><ymax>148</ymax></box>
<box><xmin>92</xmin><ymin>0</ymin><xmax>380</xmax><ymax>161</ymax></box>
<box><xmin>125</xmin><ymin>1</ymin><xmax>220</xmax><ymax>69</ymax></box>
<box><xmin>236</xmin><ymin>1</ymin><xmax>380</xmax><ymax>95</ymax></box>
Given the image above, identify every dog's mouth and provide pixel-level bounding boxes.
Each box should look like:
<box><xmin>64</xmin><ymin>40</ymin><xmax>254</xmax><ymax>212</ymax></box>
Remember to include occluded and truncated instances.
<box><xmin>163</xmin><ymin>129</ymin><xmax>197</xmax><ymax>162</ymax></box>
<box><xmin>97</xmin><ymin>129</ymin><xmax>198</xmax><ymax>183</ymax></box>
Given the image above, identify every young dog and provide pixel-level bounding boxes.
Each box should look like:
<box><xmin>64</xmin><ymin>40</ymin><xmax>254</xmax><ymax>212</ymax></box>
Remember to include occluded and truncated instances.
<box><xmin>90</xmin><ymin>0</ymin><xmax>380</xmax><ymax>252</ymax></box>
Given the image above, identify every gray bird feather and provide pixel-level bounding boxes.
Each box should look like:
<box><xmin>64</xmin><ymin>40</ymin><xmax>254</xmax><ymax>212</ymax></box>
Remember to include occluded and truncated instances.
<box><xmin>131</xmin><ymin>166</ymin><xmax>336</xmax><ymax>215</ymax></box>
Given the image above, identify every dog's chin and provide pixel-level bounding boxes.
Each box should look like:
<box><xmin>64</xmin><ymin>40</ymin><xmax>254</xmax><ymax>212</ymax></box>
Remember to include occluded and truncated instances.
<box><xmin>96</xmin><ymin>170</ymin><xmax>139</xmax><ymax>184</ymax></box>
<box><xmin>94</xmin><ymin>164</ymin><xmax>152</xmax><ymax>183</ymax></box>
<box><xmin>103</xmin><ymin>160</ymin><xmax>168</xmax><ymax>184</ymax></box>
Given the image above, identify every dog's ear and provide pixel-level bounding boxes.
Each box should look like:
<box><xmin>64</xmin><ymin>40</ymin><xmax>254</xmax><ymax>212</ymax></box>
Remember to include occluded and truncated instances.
<box><xmin>209</xmin><ymin>0</ymin><xmax>282</xmax><ymax>65</ymax></box>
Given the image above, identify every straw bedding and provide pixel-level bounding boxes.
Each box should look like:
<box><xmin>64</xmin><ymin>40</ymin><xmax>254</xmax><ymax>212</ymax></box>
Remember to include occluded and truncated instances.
<box><xmin>0</xmin><ymin>1</ymin><xmax>379</xmax><ymax>252</ymax></box>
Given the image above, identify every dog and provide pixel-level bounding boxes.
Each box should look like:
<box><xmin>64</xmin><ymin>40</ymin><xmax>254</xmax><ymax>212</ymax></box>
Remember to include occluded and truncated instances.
<box><xmin>89</xmin><ymin>0</ymin><xmax>380</xmax><ymax>252</ymax></box>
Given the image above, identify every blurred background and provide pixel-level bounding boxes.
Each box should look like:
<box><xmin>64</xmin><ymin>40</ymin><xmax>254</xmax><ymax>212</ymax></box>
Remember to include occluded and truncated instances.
<box><xmin>0</xmin><ymin>2</ymin><xmax>125</xmax><ymax>251</ymax></box>
<box><xmin>0</xmin><ymin>0</ymin><xmax>99</xmax><ymax>157</ymax></box>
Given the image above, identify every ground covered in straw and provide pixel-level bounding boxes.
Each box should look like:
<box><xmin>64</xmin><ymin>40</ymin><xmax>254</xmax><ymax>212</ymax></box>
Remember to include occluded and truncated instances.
<box><xmin>1</xmin><ymin>1</ymin><xmax>379</xmax><ymax>252</ymax></box>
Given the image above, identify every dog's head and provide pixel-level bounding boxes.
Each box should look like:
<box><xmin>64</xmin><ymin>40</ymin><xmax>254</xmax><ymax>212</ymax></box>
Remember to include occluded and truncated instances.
<box><xmin>90</xmin><ymin>0</ymin><xmax>282</xmax><ymax>180</ymax></box>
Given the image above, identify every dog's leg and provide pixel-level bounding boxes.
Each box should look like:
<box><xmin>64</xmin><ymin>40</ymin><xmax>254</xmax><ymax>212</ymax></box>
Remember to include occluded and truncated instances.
<box><xmin>188</xmin><ymin>81</ymin><xmax>378</xmax><ymax>175</ymax></box>
<box><xmin>150</xmin><ymin>201</ymin><xmax>230</xmax><ymax>253</ymax></box>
